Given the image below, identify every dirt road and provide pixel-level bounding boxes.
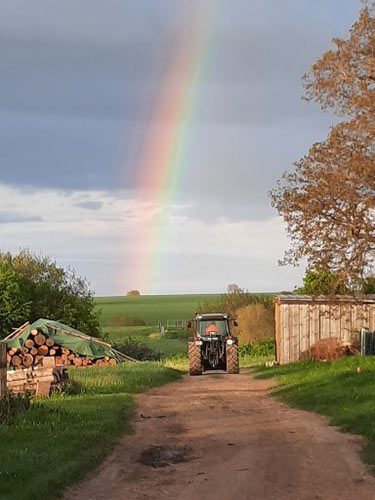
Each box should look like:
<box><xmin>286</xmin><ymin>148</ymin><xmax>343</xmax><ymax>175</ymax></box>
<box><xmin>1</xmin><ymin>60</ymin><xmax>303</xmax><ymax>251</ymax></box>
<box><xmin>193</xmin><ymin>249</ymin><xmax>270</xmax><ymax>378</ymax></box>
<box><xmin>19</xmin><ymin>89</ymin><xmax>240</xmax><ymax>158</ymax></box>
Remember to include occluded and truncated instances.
<box><xmin>63</xmin><ymin>370</ymin><xmax>375</xmax><ymax>500</ymax></box>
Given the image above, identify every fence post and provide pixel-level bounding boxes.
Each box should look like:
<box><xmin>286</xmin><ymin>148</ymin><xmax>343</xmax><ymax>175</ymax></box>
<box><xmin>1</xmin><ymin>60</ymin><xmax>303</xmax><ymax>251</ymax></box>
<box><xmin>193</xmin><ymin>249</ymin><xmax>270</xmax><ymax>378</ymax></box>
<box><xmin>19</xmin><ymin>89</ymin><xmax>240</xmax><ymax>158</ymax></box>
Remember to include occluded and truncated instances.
<box><xmin>0</xmin><ymin>344</ymin><xmax>6</xmax><ymax>398</ymax></box>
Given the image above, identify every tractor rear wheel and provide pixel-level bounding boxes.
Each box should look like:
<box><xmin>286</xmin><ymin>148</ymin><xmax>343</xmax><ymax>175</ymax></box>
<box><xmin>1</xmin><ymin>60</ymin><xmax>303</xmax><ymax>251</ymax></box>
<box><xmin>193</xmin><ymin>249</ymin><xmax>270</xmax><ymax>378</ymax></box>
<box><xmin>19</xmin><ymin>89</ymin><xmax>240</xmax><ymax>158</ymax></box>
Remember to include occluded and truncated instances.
<box><xmin>188</xmin><ymin>342</ymin><xmax>202</xmax><ymax>376</ymax></box>
<box><xmin>226</xmin><ymin>343</ymin><xmax>239</xmax><ymax>374</ymax></box>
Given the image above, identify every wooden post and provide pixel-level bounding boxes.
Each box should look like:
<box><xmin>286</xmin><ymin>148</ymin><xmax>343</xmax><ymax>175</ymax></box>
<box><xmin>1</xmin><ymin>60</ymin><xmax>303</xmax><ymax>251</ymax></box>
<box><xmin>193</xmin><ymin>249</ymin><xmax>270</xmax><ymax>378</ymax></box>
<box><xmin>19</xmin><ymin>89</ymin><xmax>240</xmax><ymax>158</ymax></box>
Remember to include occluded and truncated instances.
<box><xmin>0</xmin><ymin>344</ymin><xmax>7</xmax><ymax>398</ymax></box>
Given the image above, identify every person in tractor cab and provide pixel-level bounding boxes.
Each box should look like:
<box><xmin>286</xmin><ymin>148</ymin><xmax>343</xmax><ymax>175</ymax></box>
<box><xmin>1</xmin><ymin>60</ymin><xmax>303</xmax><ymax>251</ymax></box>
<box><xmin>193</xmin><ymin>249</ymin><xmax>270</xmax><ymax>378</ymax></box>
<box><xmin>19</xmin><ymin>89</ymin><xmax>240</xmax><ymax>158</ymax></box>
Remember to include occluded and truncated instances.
<box><xmin>205</xmin><ymin>321</ymin><xmax>218</xmax><ymax>335</ymax></box>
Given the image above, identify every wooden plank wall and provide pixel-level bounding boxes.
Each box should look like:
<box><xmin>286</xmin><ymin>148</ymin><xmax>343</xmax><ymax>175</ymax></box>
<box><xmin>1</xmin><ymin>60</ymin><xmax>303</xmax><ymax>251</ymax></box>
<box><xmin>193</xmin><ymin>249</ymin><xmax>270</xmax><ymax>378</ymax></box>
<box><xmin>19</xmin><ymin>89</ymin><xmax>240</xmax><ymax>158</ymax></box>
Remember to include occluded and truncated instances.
<box><xmin>276</xmin><ymin>301</ymin><xmax>375</xmax><ymax>364</ymax></box>
<box><xmin>0</xmin><ymin>344</ymin><xmax>6</xmax><ymax>398</ymax></box>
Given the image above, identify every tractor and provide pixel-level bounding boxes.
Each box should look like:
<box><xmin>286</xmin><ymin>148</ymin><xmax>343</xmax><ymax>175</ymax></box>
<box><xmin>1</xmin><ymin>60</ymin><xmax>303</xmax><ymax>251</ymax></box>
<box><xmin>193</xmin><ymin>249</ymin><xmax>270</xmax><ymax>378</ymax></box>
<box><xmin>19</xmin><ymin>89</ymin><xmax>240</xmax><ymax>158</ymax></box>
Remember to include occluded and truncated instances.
<box><xmin>187</xmin><ymin>313</ymin><xmax>239</xmax><ymax>375</ymax></box>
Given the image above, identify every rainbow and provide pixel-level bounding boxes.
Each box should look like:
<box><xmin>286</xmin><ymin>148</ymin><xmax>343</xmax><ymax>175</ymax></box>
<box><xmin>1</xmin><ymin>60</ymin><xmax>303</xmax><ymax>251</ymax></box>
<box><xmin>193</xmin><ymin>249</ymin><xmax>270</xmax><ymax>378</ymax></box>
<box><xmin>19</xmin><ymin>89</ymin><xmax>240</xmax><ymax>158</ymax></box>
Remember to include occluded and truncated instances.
<box><xmin>126</xmin><ymin>3</ymin><xmax>215</xmax><ymax>294</ymax></box>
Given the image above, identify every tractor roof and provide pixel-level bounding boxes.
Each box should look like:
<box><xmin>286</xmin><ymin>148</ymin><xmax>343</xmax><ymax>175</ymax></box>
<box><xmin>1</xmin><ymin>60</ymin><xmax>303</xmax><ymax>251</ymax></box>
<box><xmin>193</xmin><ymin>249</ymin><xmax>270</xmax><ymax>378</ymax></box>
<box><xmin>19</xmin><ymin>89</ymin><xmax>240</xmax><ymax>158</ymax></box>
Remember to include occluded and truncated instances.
<box><xmin>195</xmin><ymin>313</ymin><xmax>228</xmax><ymax>320</ymax></box>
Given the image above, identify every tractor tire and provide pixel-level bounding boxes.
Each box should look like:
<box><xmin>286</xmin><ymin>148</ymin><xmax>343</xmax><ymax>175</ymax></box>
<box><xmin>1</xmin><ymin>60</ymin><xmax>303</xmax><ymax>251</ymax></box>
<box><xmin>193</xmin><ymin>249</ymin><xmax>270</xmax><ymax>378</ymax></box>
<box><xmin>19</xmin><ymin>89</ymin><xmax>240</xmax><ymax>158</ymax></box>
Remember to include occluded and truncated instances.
<box><xmin>226</xmin><ymin>343</ymin><xmax>239</xmax><ymax>374</ymax></box>
<box><xmin>188</xmin><ymin>342</ymin><xmax>202</xmax><ymax>376</ymax></box>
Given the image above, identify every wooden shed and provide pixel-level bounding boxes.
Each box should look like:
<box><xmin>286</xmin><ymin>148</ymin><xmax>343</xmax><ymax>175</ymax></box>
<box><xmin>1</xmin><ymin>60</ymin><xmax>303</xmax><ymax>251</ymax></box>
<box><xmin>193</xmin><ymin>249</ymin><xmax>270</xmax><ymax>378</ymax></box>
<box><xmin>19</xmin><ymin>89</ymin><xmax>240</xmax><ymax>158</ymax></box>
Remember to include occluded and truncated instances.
<box><xmin>274</xmin><ymin>295</ymin><xmax>375</xmax><ymax>365</ymax></box>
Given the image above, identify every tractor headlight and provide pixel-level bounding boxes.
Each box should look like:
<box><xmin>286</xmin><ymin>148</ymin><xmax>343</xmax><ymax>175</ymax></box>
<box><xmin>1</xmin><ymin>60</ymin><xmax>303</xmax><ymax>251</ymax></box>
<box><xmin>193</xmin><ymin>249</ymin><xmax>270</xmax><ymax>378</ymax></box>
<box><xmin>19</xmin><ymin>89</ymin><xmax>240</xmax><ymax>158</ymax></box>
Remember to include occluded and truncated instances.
<box><xmin>195</xmin><ymin>341</ymin><xmax>203</xmax><ymax>346</ymax></box>
<box><xmin>227</xmin><ymin>339</ymin><xmax>234</xmax><ymax>345</ymax></box>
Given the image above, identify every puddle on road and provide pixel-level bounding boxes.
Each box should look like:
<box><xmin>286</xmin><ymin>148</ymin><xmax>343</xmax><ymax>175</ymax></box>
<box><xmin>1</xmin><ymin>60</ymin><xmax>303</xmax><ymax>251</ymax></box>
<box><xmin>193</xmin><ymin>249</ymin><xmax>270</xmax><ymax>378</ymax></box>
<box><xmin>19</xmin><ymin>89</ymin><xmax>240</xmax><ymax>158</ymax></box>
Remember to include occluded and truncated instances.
<box><xmin>139</xmin><ymin>445</ymin><xmax>192</xmax><ymax>468</ymax></box>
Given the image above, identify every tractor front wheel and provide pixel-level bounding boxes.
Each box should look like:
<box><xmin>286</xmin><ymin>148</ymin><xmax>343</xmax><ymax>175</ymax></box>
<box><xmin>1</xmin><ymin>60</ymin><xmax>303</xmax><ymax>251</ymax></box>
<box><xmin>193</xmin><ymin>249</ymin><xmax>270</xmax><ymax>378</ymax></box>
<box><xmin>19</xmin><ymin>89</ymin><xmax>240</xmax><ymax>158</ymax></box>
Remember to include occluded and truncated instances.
<box><xmin>188</xmin><ymin>342</ymin><xmax>202</xmax><ymax>376</ymax></box>
<box><xmin>226</xmin><ymin>343</ymin><xmax>239</xmax><ymax>374</ymax></box>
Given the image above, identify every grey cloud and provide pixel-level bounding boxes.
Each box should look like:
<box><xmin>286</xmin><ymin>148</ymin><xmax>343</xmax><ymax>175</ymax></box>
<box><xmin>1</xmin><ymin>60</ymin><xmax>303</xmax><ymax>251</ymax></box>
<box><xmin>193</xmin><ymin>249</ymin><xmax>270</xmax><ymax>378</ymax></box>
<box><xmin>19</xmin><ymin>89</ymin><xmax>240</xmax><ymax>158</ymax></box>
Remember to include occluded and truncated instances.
<box><xmin>0</xmin><ymin>212</ymin><xmax>43</xmax><ymax>223</ymax></box>
<box><xmin>0</xmin><ymin>1</ymin><xmax>360</xmax><ymax>217</ymax></box>
<box><xmin>75</xmin><ymin>201</ymin><xmax>103</xmax><ymax>210</ymax></box>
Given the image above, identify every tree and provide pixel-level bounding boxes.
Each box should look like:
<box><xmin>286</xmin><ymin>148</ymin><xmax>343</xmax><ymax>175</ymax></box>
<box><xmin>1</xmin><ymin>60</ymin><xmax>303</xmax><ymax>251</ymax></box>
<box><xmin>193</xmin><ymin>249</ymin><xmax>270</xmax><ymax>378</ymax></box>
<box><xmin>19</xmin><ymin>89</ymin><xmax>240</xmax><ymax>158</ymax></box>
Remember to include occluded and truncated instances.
<box><xmin>270</xmin><ymin>1</ymin><xmax>375</xmax><ymax>290</ymax></box>
<box><xmin>0</xmin><ymin>250</ymin><xmax>102</xmax><ymax>337</ymax></box>
<box><xmin>126</xmin><ymin>290</ymin><xmax>140</xmax><ymax>296</ymax></box>
<box><xmin>0</xmin><ymin>262</ymin><xmax>31</xmax><ymax>336</ymax></box>
<box><xmin>227</xmin><ymin>284</ymin><xmax>241</xmax><ymax>294</ymax></box>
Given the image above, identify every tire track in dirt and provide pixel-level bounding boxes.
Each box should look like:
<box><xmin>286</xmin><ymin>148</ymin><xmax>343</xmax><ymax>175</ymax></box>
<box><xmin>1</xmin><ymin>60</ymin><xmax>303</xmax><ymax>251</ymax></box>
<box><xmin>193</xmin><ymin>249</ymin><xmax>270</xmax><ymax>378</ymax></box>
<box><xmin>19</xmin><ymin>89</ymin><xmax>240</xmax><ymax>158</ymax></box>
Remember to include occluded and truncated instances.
<box><xmin>62</xmin><ymin>370</ymin><xmax>375</xmax><ymax>500</ymax></box>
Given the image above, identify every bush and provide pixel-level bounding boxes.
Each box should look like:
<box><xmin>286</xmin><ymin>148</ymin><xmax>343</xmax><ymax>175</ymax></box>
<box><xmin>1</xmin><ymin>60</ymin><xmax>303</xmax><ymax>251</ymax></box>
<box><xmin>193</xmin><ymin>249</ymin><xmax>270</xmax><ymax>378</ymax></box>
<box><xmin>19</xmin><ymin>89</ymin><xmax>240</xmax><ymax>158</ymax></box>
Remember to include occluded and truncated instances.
<box><xmin>107</xmin><ymin>315</ymin><xmax>146</xmax><ymax>327</ymax></box>
<box><xmin>0</xmin><ymin>390</ymin><xmax>32</xmax><ymax>424</ymax></box>
<box><xmin>239</xmin><ymin>339</ymin><xmax>275</xmax><ymax>358</ymax></box>
<box><xmin>115</xmin><ymin>338</ymin><xmax>162</xmax><ymax>361</ymax></box>
<box><xmin>126</xmin><ymin>290</ymin><xmax>140</xmax><ymax>296</ymax></box>
<box><xmin>236</xmin><ymin>303</ymin><xmax>274</xmax><ymax>343</ymax></box>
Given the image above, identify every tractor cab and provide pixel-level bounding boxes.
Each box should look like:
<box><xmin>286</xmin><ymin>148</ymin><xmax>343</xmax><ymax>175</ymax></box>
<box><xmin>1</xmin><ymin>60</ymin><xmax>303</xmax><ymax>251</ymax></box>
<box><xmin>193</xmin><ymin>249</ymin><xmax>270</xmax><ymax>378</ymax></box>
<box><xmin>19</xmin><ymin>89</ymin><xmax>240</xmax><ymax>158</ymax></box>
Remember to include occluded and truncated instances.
<box><xmin>196</xmin><ymin>313</ymin><xmax>230</xmax><ymax>338</ymax></box>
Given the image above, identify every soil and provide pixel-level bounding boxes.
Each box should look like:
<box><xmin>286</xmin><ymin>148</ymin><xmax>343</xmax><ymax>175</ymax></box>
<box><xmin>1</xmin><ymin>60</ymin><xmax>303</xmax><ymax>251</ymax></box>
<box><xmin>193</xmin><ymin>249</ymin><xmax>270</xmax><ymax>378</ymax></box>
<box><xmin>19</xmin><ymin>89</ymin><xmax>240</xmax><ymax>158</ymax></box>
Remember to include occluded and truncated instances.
<box><xmin>62</xmin><ymin>369</ymin><xmax>375</xmax><ymax>500</ymax></box>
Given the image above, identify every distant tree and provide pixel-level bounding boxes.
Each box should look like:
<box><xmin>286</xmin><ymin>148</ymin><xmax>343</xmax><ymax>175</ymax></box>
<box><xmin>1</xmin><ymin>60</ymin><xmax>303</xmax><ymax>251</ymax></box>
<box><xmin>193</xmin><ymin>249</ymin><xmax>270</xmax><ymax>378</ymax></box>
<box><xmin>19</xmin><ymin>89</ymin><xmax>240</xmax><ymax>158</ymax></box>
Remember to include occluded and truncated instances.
<box><xmin>0</xmin><ymin>250</ymin><xmax>102</xmax><ymax>337</ymax></box>
<box><xmin>227</xmin><ymin>284</ymin><xmax>242</xmax><ymax>294</ymax></box>
<box><xmin>270</xmin><ymin>1</ymin><xmax>375</xmax><ymax>289</ymax></box>
<box><xmin>126</xmin><ymin>290</ymin><xmax>140</xmax><ymax>297</ymax></box>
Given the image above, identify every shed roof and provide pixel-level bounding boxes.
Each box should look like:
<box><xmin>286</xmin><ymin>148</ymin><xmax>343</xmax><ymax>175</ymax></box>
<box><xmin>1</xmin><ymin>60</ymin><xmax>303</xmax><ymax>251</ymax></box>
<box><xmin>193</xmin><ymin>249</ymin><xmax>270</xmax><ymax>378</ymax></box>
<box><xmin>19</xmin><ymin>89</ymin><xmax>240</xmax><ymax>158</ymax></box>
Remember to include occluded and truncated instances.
<box><xmin>275</xmin><ymin>294</ymin><xmax>375</xmax><ymax>305</ymax></box>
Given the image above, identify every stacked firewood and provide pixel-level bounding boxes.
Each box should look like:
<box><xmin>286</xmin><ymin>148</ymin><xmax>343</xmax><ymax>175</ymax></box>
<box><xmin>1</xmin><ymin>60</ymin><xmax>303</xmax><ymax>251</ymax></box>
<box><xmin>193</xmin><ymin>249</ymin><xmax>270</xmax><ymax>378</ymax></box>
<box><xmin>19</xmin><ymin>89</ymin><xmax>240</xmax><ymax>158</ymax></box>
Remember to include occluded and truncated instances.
<box><xmin>7</xmin><ymin>365</ymin><xmax>69</xmax><ymax>396</ymax></box>
<box><xmin>6</xmin><ymin>328</ymin><xmax>117</xmax><ymax>370</ymax></box>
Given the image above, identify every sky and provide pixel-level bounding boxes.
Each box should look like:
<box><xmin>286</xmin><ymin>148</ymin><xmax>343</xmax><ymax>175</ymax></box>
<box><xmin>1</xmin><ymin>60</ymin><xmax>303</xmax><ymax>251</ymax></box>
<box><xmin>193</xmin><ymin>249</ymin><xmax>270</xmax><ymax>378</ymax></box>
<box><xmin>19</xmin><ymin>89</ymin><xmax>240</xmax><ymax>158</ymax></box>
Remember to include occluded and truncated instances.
<box><xmin>0</xmin><ymin>0</ymin><xmax>361</xmax><ymax>295</ymax></box>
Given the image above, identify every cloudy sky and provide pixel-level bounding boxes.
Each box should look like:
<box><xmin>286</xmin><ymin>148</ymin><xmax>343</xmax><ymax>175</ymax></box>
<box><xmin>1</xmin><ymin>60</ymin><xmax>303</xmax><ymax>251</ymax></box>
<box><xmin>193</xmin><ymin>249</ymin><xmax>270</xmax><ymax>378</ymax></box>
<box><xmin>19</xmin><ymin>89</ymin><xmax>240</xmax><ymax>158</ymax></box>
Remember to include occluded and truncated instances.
<box><xmin>0</xmin><ymin>0</ymin><xmax>361</xmax><ymax>295</ymax></box>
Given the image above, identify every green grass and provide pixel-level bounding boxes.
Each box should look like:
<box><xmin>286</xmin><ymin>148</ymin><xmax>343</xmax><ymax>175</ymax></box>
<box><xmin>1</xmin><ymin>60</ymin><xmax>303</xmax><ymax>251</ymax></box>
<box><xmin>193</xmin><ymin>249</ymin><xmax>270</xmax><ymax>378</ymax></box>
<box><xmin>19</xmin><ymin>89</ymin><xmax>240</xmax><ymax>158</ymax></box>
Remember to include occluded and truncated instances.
<box><xmin>69</xmin><ymin>362</ymin><xmax>181</xmax><ymax>393</ymax></box>
<box><xmin>0</xmin><ymin>363</ymin><xmax>182</xmax><ymax>500</ymax></box>
<box><xmin>95</xmin><ymin>294</ymin><xmax>221</xmax><ymax>326</ymax></box>
<box><xmin>240</xmin><ymin>354</ymin><xmax>274</xmax><ymax>367</ymax></box>
<box><xmin>255</xmin><ymin>356</ymin><xmax>375</xmax><ymax>472</ymax></box>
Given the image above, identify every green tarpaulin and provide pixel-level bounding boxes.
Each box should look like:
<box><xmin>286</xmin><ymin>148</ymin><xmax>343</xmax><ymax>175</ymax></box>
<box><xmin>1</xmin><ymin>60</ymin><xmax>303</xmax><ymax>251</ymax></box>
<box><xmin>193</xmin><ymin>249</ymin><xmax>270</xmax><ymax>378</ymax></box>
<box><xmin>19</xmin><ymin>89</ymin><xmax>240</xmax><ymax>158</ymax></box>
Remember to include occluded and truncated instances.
<box><xmin>0</xmin><ymin>319</ymin><xmax>128</xmax><ymax>363</ymax></box>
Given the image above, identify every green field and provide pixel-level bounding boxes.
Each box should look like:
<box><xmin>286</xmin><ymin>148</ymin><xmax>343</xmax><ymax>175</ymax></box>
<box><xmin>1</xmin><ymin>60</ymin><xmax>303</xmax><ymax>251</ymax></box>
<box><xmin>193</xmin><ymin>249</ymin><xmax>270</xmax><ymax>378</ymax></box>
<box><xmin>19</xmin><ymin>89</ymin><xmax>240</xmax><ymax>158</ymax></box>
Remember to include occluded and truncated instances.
<box><xmin>255</xmin><ymin>357</ymin><xmax>375</xmax><ymax>472</ymax></box>
<box><xmin>95</xmin><ymin>294</ymin><xmax>220</xmax><ymax>326</ymax></box>
<box><xmin>1</xmin><ymin>363</ymin><xmax>182</xmax><ymax>500</ymax></box>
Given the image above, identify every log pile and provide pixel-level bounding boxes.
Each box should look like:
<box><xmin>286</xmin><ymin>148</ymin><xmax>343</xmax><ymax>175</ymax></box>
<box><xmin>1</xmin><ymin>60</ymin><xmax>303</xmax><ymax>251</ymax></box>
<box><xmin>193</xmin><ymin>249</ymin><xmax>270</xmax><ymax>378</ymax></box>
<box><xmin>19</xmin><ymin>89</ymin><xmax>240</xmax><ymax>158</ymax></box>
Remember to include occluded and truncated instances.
<box><xmin>7</xmin><ymin>364</ymin><xmax>69</xmax><ymax>396</ymax></box>
<box><xmin>6</xmin><ymin>328</ymin><xmax>118</xmax><ymax>370</ymax></box>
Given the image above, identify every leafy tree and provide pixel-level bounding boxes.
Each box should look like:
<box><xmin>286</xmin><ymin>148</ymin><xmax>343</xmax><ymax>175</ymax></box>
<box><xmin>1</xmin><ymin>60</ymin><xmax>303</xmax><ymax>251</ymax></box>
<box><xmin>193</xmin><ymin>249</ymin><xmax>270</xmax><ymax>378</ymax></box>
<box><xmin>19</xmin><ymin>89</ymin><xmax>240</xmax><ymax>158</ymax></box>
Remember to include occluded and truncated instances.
<box><xmin>297</xmin><ymin>269</ymin><xmax>349</xmax><ymax>295</ymax></box>
<box><xmin>0</xmin><ymin>262</ymin><xmax>31</xmax><ymax>336</ymax></box>
<box><xmin>0</xmin><ymin>250</ymin><xmax>102</xmax><ymax>337</ymax></box>
<box><xmin>270</xmin><ymin>1</ymin><xmax>375</xmax><ymax>288</ymax></box>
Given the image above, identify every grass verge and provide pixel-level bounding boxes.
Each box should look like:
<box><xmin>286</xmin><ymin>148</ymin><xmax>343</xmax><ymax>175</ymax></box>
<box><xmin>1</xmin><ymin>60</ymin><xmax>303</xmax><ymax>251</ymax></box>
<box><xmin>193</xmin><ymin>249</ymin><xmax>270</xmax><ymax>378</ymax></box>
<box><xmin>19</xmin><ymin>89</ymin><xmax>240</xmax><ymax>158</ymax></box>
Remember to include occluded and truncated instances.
<box><xmin>255</xmin><ymin>356</ymin><xmax>375</xmax><ymax>472</ymax></box>
<box><xmin>0</xmin><ymin>363</ymin><xmax>182</xmax><ymax>500</ymax></box>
